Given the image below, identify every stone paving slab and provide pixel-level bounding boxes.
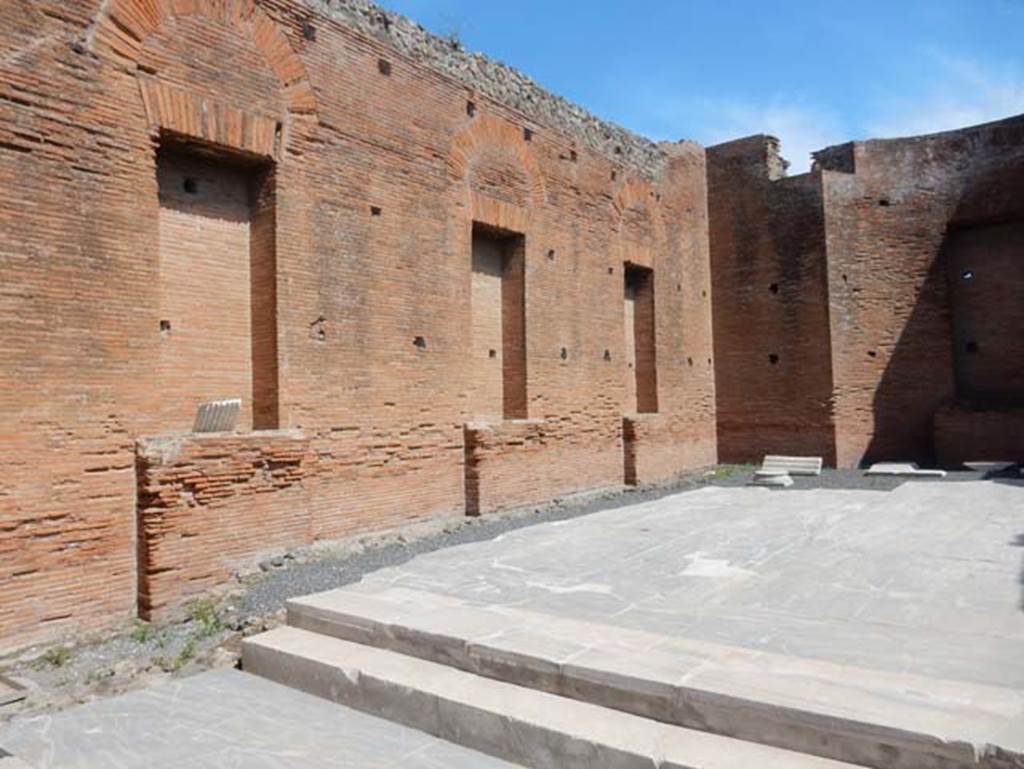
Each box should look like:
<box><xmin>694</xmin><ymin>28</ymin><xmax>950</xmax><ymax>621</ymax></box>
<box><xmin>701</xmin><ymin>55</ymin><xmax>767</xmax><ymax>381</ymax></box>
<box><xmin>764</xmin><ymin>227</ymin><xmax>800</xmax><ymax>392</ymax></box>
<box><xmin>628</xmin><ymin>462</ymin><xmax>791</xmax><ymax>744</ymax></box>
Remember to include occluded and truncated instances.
<box><xmin>0</xmin><ymin>676</ymin><xmax>26</xmax><ymax>708</ymax></box>
<box><xmin>245</xmin><ymin>626</ymin><xmax>871</xmax><ymax>769</ymax></box>
<box><xmin>0</xmin><ymin>751</ymin><xmax>32</xmax><ymax>769</ymax></box>
<box><xmin>288</xmin><ymin>584</ymin><xmax>1024</xmax><ymax>769</ymax></box>
<box><xmin>0</xmin><ymin>669</ymin><xmax>522</xmax><ymax>769</ymax></box>
<box><xmin>284</xmin><ymin>480</ymin><xmax>1024</xmax><ymax>768</ymax></box>
<box><xmin>325</xmin><ymin>481</ymin><xmax>1024</xmax><ymax>688</ymax></box>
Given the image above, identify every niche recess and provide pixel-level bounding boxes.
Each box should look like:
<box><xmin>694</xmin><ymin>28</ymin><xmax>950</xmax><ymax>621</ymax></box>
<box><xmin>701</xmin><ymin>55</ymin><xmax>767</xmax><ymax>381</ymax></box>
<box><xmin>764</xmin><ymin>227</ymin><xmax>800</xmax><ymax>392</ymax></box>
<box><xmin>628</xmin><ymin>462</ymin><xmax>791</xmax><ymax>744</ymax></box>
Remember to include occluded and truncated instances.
<box><xmin>945</xmin><ymin>220</ymin><xmax>1024</xmax><ymax>405</ymax></box>
<box><xmin>470</xmin><ymin>223</ymin><xmax>527</xmax><ymax>421</ymax></box>
<box><xmin>624</xmin><ymin>263</ymin><xmax>658</xmax><ymax>414</ymax></box>
<box><xmin>156</xmin><ymin>136</ymin><xmax>279</xmax><ymax>431</ymax></box>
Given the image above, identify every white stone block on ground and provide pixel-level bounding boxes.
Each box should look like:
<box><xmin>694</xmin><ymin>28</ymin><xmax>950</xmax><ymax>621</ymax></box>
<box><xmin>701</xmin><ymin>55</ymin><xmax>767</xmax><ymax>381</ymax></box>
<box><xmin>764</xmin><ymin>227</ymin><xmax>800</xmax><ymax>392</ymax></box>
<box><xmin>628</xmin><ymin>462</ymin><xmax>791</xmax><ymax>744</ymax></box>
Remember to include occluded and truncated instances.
<box><xmin>963</xmin><ymin>461</ymin><xmax>1016</xmax><ymax>473</ymax></box>
<box><xmin>865</xmin><ymin>462</ymin><xmax>947</xmax><ymax>477</ymax></box>
<box><xmin>751</xmin><ymin>470</ymin><xmax>794</xmax><ymax>487</ymax></box>
<box><xmin>760</xmin><ymin>455</ymin><xmax>823</xmax><ymax>476</ymax></box>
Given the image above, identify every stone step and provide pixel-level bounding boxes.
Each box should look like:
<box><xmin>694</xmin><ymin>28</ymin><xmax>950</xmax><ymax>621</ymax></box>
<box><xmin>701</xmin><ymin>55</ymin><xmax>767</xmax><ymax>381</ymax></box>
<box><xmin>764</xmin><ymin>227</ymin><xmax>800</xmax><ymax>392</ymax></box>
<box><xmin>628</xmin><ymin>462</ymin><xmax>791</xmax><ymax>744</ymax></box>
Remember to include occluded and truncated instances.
<box><xmin>760</xmin><ymin>455</ymin><xmax>824</xmax><ymax>476</ymax></box>
<box><xmin>243</xmin><ymin>626</ymin><xmax>871</xmax><ymax>769</ymax></box>
<box><xmin>284</xmin><ymin>585</ymin><xmax>1024</xmax><ymax>769</ymax></box>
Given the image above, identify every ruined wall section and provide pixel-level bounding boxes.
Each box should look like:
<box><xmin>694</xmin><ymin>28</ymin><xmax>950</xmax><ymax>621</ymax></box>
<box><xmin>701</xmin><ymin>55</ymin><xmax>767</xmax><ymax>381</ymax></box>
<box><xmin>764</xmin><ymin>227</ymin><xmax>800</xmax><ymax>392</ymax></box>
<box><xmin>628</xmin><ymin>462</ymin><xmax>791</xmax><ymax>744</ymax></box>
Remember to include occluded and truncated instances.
<box><xmin>624</xmin><ymin>142</ymin><xmax>718</xmax><ymax>482</ymax></box>
<box><xmin>293</xmin><ymin>0</ymin><xmax>667</xmax><ymax>177</ymax></box>
<box><xmin>819</xmin><ymin>116</ymin><xmax>1024</xmax><ymax>466</ymax></box>
<box><xmin>0</xmin><ymin>0</ymin><xmax>713</xmax><ymax>648</ymax></box>
<box><xmin>707</xmin><ymin>136</ymin><xmax>836</xmax><ymax>464</ymax></box>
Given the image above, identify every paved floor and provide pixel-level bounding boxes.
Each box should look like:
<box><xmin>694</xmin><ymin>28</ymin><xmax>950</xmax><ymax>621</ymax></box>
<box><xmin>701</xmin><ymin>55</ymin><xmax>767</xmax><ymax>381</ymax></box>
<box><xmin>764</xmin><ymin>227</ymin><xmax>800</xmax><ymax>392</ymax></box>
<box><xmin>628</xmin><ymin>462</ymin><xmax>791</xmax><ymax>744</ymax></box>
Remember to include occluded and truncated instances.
<box><xmin>3</xmin><ymin>480</ymin><xmax>1022</xmax><ymax>767</ymax></box>
<box><xmin>348</xmin><ymin>480</ymin><xmax>1024</xmax><ymax>688</ymax></box>
<box><xmin>0</xmin><ymin>669</ymin><xmax>521</xmax><ymax>768</ymax></box>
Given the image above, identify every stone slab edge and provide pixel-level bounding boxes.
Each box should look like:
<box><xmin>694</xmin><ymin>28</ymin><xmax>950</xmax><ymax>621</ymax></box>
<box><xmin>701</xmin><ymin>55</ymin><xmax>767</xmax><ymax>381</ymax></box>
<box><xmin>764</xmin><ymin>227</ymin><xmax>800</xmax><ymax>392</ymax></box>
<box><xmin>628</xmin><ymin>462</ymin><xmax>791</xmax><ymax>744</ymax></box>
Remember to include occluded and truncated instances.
<box><xmin>285</xmin><ymin>587</ymin><xmax>1024</xmax><ymax>769</ymax></box>
<box><xmin>243</xmin><ymin>626</ymin><xmax>869</xmax><ymax>769</ymax></box>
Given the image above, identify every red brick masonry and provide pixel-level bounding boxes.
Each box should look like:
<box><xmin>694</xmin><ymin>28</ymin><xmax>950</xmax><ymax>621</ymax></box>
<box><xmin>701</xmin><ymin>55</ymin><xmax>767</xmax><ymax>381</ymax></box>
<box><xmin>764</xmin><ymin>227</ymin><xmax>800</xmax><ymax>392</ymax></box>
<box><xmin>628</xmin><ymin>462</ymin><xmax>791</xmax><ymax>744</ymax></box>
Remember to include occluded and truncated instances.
<box><xmin>1</xmin><ymin>0</ymin><xmax>1021</xmax><ymax>653</ymax></box>
<box><xmin>136</xmin><ymin>432</ymin><xmax>314</xmax><ymax>619</ymax></box>
<box><xmin>0</xmin><ymin>0</ymin><xmax>714</xmax><ymax>650</ymax></box>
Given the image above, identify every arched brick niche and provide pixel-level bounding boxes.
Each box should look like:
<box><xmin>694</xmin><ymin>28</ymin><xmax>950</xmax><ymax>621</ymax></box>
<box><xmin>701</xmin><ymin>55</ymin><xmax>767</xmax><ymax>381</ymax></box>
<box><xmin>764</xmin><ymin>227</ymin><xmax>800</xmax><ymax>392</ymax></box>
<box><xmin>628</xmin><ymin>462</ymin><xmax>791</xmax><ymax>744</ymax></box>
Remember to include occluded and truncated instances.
<box><xmin>612</xmin><ymin>178</ymin><xmax>665</xmax><ymax>269</ymax></box>
<box><xmin>88</xmin><ymin>0</ymin><xmax>317</xmax><ymax>156</ymax></box>
<box><xmin>450</xmin><ymin>115</ymin><xmax>545</xmax><ymax>229</ymax></box>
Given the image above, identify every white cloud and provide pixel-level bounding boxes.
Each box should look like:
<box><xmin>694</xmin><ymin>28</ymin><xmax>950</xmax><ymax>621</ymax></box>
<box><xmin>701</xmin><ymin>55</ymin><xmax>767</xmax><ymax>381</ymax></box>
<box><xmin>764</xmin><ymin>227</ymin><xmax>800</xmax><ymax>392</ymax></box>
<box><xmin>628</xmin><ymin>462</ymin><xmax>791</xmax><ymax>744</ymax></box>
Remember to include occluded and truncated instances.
<box><xmin>695</xmin><ymin>99</ymin><xmax>848</xmax><ymax>174</ymax></box>
<box><xmin>867</xmin><ymin>51</ymin><xmax>1024</xmax><ymax>139</ymax></box>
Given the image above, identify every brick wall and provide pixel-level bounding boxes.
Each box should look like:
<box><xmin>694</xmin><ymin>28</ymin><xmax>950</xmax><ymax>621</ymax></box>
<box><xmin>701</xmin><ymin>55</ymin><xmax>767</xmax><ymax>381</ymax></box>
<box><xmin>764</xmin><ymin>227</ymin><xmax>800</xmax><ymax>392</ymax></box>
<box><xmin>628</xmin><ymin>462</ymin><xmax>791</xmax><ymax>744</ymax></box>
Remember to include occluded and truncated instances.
<box><xmin>708</xmin><ymin>119</ymin><xmax>1024</xmax><ymax>469</ymax></box>
<box><xmin>0</xmin><ymin>0</ymin><xmax>715</xmax><ymax>651</ymax></box>
<box><xmin>464</xmin><ymin>420</ymin><xmax>623</xmax><ymax>514</ymax></box>
<box><xmin>934</xmin><ymin>405</ymin><xmax>1024</xmax><ymax>467</ymax></box>
<box><xmin>136</xmin><ymin>432</ymin><xmax>313</xmax><ymax>618</ymax></box>
<box><xmin>821</xmin><ymin>118</ymin><xmax>1024</xmax><ymax>466</ymax></box>
<box><xmin>707</xmin><ymin>136</ymin><xmax>836</xmax><ymax>464</ymax></box>
<box><xmin>623</xmin><ymin>414</ymin><xmax>717</xmax><ymax>486</ymax></box>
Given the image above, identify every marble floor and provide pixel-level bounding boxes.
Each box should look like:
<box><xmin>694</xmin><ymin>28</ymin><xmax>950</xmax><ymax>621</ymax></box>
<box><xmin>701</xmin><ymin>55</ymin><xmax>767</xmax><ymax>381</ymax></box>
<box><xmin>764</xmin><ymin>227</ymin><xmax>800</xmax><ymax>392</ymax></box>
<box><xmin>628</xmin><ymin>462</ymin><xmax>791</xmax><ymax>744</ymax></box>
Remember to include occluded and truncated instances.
<box><xmin>347</xmin><ymin>479</ymin><xmax>1024</xmax><ymax>688</ymax></box>
<box><xmin>3</xmin><ymin>480</ymin><xmax>1022</xmax><ymax>767</ymax></box>
<box><xmin>0</xmin><ymin>669</ymin><xmax>521</xmax><ymax>769</ymax></box>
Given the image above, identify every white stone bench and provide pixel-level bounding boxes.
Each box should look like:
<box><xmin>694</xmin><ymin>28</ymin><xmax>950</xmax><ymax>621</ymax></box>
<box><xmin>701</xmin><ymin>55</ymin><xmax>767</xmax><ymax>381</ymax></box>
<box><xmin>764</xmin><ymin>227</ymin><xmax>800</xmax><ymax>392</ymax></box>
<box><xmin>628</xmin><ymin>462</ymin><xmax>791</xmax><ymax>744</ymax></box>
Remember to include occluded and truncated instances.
<box><xmin>865</xmin><ymin>462</ymin><xmax>947</xmax><ymax>478</ymax></box>
<box><xmin>759</xmin><ymin>455</ymin><xmax>823</xmax><ymax>476</ymax></box>
<box><xmin>750</xmin><ymin>470</ymin><xmax>794</xmax><ymax>488</ymax></box>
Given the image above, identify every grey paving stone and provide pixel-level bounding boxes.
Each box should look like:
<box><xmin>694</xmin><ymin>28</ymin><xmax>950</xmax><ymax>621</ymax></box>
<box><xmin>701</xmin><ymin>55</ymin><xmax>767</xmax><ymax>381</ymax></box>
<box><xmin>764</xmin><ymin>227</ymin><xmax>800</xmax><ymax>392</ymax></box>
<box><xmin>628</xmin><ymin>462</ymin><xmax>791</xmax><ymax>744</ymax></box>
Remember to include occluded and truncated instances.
<box><xmin>320</xmin><ymin>481</ymin><xmax>1024</xmax><ymax>688</ymax></box>
<box><xmin>244</xmin><ymin>627</ymin><xmax>870</xmax><ymax>769</ymax></box>
<box><xmin>285</xmin><ymin>481</ymin><xmax>1024</xmax><ymax>769</ymax></box>
<box><xmin>0</xmin><ymin>669</ymin><xmax>521</xmax><ymax>769</ymax></box>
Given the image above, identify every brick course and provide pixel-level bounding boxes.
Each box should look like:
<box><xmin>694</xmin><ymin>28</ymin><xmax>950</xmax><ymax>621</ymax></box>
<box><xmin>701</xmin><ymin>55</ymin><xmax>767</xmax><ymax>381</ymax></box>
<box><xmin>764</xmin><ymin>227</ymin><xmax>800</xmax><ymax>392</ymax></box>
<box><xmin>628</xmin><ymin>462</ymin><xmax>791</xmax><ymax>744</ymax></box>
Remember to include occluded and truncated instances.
<box><xmin>708</xmin><ymin>118</ymin><xmax>1024</xmax><ymax>468</ymax></box>
<box><xmin>0</xmin><ymin>0</ymin><xmax>714</xmax><ymax>649</ymax></box>
<box><xmin>4</xmin><ymin>0</ymin><xmax>1019</xmax><ymax>654</ymax></box>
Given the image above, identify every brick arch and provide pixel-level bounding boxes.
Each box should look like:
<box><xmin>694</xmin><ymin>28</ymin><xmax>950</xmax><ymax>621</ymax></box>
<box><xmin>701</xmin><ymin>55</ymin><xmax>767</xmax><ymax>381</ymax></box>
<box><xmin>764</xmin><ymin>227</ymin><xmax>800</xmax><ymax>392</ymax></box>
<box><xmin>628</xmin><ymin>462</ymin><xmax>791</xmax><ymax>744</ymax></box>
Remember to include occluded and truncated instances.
<box><xmin>88</xmin><ymin>0</ymin><xmax>317</xmax><ymax>120</ymax></box>
<box><xmin>611</xmin><ymin>178</ymin><xmax>665</xmax><ymax>246</ymax></box>
<box><xmin>611</xmin><ymin>179</ymin><xmax>666</xmax><ymax>271</ymax></box>
<box><xmin>449</xmin><ymin>115</ymin><xmax>546</xmax><ymax>208</ymax></box>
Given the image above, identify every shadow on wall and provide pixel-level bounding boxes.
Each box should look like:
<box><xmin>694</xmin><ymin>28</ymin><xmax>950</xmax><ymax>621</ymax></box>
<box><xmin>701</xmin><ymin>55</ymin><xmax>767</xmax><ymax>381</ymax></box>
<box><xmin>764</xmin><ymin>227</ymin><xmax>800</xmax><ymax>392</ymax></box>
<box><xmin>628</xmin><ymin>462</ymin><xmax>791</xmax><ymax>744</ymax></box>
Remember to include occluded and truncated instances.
<box><xmin>866</xmin><ymin>160</ymin><xmax>1024</xmax><ymax>466</ymax></box>
<box><xmin>864</xmin><ymin>254</ymin><xmax>953</xmax><ymax>465</ymax></box>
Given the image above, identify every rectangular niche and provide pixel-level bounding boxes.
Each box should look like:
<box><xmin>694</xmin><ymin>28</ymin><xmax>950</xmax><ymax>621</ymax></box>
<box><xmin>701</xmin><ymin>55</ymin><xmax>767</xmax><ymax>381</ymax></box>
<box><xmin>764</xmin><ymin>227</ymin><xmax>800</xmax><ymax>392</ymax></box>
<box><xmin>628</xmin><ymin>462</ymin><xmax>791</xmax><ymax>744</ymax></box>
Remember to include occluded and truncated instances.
<box><xmin>945</xmin><ymin>220</ymin><xmax>1024</xmax><ymax>405</ymax></box>
<box><xmin>624</xmin><ymin>263</ymin><xmax>658</xmax><ymax>414</ymax></box>
<box><xmin>470</xmin><ymin>223</ymin><xmax>527</xmax><ymax>421</ymax></box>
<box><xmin>156</xmin><ymin>142</ymin><xmax>279</xmax><ymax>432</ymax></box>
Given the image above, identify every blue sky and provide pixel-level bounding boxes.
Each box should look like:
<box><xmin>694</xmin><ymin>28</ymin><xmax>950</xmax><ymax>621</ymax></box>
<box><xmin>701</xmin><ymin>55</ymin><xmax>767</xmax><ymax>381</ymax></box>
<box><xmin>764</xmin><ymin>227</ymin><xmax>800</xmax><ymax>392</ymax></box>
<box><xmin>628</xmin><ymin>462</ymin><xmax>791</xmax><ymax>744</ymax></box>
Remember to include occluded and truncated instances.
<box><xmin>384</xmin><ymin>0</ymin><xmax>1024</xmax><ymax>172</ymax></box>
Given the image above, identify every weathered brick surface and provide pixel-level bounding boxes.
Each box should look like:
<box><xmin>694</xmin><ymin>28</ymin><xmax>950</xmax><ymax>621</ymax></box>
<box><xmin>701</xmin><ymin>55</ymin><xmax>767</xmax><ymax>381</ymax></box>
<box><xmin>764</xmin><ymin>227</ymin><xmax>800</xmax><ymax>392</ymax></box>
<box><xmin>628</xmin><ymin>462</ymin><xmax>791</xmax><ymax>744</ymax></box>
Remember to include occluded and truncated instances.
<box><xmin>708</xmin><ymin>118</ymin><xmax>1024</xmax><ymax>468</ymax></box>
<box><xmin>821</xmin><ymin>118</ymin><xmax>1024</xmax><ymax>465</ymax></box>
<box><xmin>623</xmin><ymin>415</ymin><xmax>716</xmax><ymax>486</ymax></box>
<box><xmin>464</xmin><ymin>420</ymin><xmax>622</xmax><ymax>515</ymax></box>
<box><xmin>0</xmin><ymin>0</ymin><xmax>715</xmax><ymax>650</ymax></box>
<box><xmin>707</xmin><ymin>137</ymin><xmax>836</xmax><ymax>464</ymax></box>
<box><xmin>136</xmin><ymin>432</ymin><xmax>313</xmax><ymax>618</ymax></box>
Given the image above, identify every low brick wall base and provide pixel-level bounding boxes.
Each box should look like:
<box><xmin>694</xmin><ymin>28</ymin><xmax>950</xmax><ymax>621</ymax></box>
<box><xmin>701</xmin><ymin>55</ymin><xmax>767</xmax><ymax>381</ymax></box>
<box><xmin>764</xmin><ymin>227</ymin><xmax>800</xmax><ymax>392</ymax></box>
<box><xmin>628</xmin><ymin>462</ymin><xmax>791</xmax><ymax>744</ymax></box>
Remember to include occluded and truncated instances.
<box><xmin>463</xmin><ymin>420</ymin><xmax>622</xmax><ymax>514</ymax></box>
<box><xmin>934</xmin><ymin>405</ymin><xmax>1024</xmax><ymax>468</ymax></box>
<box><xmin>624</xmin><ymin>415</ymin><xmax>717</xmax><ymax>485</ymax></box>
<box><xmin>135</xmin><ymin>431</ymin><xmax>314</xmax><ymax>619</ymax></box>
